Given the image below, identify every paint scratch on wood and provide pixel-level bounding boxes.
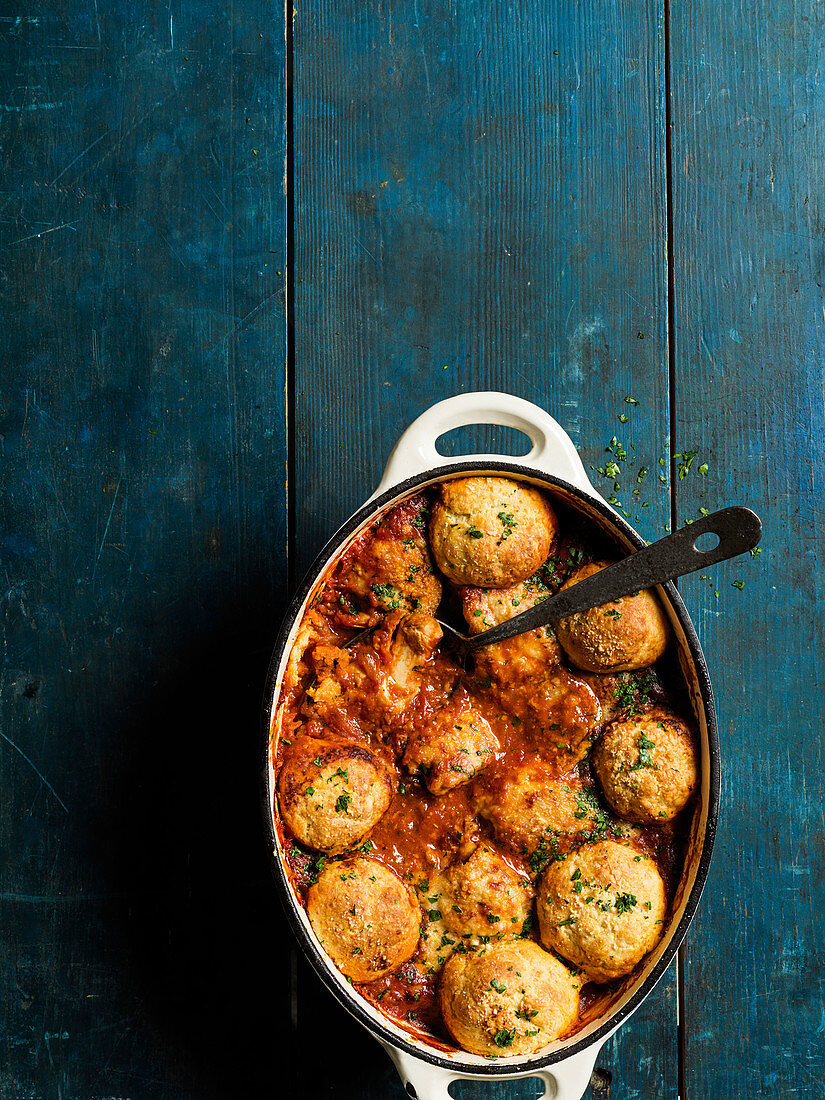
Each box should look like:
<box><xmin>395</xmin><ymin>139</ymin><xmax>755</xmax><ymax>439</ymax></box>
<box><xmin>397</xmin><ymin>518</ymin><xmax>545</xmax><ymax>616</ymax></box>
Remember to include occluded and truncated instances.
<box><xmin>0</xmin><ymin>730</ymin><xmax>69</xmax><ymax>814</ymax></box>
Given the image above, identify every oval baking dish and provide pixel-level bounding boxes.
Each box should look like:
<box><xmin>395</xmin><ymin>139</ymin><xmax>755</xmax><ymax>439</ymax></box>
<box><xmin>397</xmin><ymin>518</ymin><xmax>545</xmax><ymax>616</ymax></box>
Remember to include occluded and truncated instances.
<box><xmin>263</xmin><ymin>393</ymin><xmax>719</xmax><ymax>1100</ymax></box>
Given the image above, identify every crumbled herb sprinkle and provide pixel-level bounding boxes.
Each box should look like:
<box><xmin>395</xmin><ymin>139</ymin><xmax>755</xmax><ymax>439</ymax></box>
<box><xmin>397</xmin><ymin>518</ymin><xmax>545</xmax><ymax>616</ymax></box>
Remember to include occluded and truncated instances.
<box><xmin>614</xmin><ymin>892</ymin><xmax>638</xmax><ymax>914</ymax></box>
<box><xmin>630</xmin><ymin>731</ymin><xmax>656</xmax><ymax>770</ymax></box>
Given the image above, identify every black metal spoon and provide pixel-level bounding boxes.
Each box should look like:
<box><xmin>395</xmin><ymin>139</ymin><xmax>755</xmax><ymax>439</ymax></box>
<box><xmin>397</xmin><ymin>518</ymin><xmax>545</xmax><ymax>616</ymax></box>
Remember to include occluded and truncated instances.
<box><xmin>437</xmin><ymin>505</ymin><xmax>763</xmax><ymax>657</ymax></box>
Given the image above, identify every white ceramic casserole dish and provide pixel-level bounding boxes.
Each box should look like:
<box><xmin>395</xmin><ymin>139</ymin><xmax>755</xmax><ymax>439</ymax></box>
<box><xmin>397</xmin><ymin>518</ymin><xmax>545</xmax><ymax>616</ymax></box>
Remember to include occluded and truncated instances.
<box><xmin>263</xmin><ymin>393</ymin><xmax>719</xmax><ymax>1100</ymax></box>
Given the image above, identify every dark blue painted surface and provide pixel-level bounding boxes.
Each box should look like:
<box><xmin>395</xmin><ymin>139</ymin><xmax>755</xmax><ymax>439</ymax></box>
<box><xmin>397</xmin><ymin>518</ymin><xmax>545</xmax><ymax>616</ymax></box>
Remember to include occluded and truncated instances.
<box><xmin>2</xmin><ymin>0</ymin><xmax>824</xmax><ymax>1097</ymax></box>
<box><xmin>670</xmin><ymin>2</ymin><xmax>825</xmax><ymax>1096</ymax></box>
<box><xmin>1</xmin><ymin>3</ymin><xmax>288</xmax><ymax>1097</ymax></box>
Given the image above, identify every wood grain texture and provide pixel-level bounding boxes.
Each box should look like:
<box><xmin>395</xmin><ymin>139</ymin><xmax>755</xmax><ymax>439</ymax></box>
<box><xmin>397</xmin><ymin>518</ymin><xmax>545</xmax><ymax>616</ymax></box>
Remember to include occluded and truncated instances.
<box><xmin>0</xmin><ymin>3</ymin><xmax>288</xmax><ymax>1096</ymax></box>
<box><xmin>293</xmin><ymin>1</ymin><xmax>675</xmax><ymax>1096</ymax></box>
<box><xmin>669</xmin><ymin>1</ymin><xmax>825</xmax><ymax>1096</ymax></box>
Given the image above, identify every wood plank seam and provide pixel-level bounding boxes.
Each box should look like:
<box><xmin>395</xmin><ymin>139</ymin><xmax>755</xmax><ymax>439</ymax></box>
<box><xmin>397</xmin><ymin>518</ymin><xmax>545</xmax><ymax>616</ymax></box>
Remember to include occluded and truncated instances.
<box><xmin>663</xmin><ymin>2</ymin><xmax>689</xmax><ymax>1099</ymax></box>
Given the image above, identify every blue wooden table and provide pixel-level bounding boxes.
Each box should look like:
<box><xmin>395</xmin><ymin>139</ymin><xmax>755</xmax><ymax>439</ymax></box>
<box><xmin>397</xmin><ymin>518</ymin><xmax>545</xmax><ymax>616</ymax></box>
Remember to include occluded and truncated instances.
<box><xmin>2</xmin><ymin>2</ymin><xmax>822</xmax><ymax>1097</ymax></box>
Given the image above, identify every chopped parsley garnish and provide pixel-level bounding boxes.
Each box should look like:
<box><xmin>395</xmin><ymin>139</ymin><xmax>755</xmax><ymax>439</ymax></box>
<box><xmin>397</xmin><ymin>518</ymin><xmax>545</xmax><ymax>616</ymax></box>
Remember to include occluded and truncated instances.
<box><xmin>630</xmin><ymin>731</ymin><xmax>656</xmax><ymax>771</ymax></box>
<box><xmin>515</xmin><ymin>1007</ymin><xmax>539</xmax><ymax>1021</ymax></box>
<box><xmin>370</xmin><ymin>582</ymin><xmax>404</xmax><ymax>609</ymax></box>
<box><xmin>467</xmin><ymin>525</ymin><xmax>484</xmax><ymax>539</ymax></box>
<box><xmin>493</xmin><ymin>1029</ymin><xmax>515</xmax><ymax>1048</ymax></box>
<box><xmin>573</xmin><ymin>788</ymin><xmax>599</xmax><ymax>820</ymax></box>
<box><xmin>614</xmin><ymin>892</ymin><xmax>638</xmax><ymax>914</ymax></box>
<box><xmin>490</xmin><ymin>979</ymin><xmax>506</xmax><ymax>993</ymax></box>
<box><xmin>496</xmin><ymin>512</ymin><xmax>517</xmax><ymax>544</ymax></box>
<box><xmin>556</xmin><ymin>917</ymin><xmax>576</xmax><ymax>927</ymax></box>
<box><xmin>334</xmin><ymin>793</ymin><xmax>352</xmax><ymax>813</ymax></box>
<box><xmin>411</xmin><ymin>506</ymin><xmax>430</xmax><ymax>530</ymax></box>
<box><xmin>613</xmin><ymin>669</ymin><xmax>657</xmax><ymax>717</ymax></box>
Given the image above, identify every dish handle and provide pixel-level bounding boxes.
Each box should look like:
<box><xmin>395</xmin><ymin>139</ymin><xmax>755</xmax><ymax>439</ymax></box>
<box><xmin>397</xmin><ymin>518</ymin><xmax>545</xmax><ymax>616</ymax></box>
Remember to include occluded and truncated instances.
<box><xmin>371</xmin><ymin>392</ymin><xmax>596</xmax><ymax>499</ymax></box>
<box><xmin>380</xmin><ymin>1038</ymin><xmax>607</xmax><ymax>1100</ymax></box>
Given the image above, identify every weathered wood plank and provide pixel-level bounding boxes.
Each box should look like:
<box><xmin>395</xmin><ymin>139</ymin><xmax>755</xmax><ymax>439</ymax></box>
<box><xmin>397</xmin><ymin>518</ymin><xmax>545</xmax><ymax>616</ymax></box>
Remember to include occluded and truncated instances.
<box><xmin>293</xmin><ymin>1</ymin><xmax>675</xmax><ymax>1095</ymax></box>
<box><xmin>0</xmin><ymin>3</ymin><xmax>287</xmax><ymax>1095</ymax></box>
<box><xmin>669</xmin><ymin>2</ymin><xmax>825</xmax><ymax>1096</ymax></box>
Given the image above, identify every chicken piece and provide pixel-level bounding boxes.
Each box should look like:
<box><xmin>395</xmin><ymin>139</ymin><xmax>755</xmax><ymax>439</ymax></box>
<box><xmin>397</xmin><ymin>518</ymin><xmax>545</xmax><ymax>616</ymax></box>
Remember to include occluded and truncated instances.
<box><xmin>402</xmin><ymin>685</ymin><xmax>499</xmax><ymax>795</ymax></box>
<box><xmin>473</xmin><ymin>761</ymin><xmax>606</xmax><ymax>864</ymax></box>
<box><xmin>302</xmin><ymin>644</ymin><xmax>380</xmax><ymax>743</ymax></box>
<box><xmin>498</xmin><ymin>667</ymin><xmax>601</xmax><ymax>764</ymax></box>
<box><xmin>460</xmin><ymin>578</ymin><xmax>562</xmax><ymax>677</ymax></box>
<box><xmin>439</xmin><ymin>844</ymin><xmax>533</xmax><ymax>939</ymax></box>
<box><xmin>459</xmin><ymin>581</ymin><xmax>600</xmax><ymax>763</ymax></box>
<box><xmin>334</xmin><ymin>494</ymin><xmax>442</xmax><ymax>620</ymax></box>
<box><xmin>302</xmin><ymin>611</ymin><xmax>446</xmax><ymax>742</ymax></box>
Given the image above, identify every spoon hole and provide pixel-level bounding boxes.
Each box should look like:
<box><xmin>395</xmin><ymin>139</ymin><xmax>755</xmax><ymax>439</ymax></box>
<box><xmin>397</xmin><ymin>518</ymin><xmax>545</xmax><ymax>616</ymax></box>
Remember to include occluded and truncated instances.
<box><xmin>694</xmin><ymin>531</ymin><xmax>720</xmax><ymax>552</ymax></box>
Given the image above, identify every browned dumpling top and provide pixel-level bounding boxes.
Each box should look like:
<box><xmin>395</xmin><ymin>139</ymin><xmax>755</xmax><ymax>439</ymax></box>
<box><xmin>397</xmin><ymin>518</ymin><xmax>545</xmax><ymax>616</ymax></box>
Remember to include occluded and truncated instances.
<box><xmin>537</xmin><ymin>840</ymin><xmax>666</xmax><ymax>983</ymax></box>
<box><xmin>439</xmin><ymin>845</ymin><xmax>533</xmax><ymax>939</ymax></box>
<box><xmin>306</xmin><ymin>858</ymin><xmax>421</xmax><ymax>982</ymax></box>
<box><xmin>555</xmin><ymin>561</ymin><xmax>670</xmax><ymax>672</ymax></box>
<box><xmin>278</xmin><ymin>736</ymin><xmax>394</xmax><ymax>854</ymax></box>
<box><xmin>439</xmin><ymin>939</ymin><xmax>580</xmax><ymax>1057</ymax></box>
<box><xmin>429</xmin><ymin>477</ymin><xmax>557</xmax><ymax>588</ymax></box>
<box><xmin>592</xmin><ymin>707</ymin><xmax>698</xmax><ymax>823</ymax></box>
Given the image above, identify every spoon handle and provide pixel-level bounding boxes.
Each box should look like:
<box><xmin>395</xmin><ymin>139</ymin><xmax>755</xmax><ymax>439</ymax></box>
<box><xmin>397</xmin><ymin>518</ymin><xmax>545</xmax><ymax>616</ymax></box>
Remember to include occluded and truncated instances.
<box><xmin>465</xmin><ymin>506</ymin><xmax>763</xmax><ymax>652</ymax></box>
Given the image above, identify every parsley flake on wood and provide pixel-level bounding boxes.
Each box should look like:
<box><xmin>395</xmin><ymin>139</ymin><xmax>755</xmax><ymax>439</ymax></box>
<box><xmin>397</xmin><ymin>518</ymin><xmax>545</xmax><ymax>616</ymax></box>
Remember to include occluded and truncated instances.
<box><xmin>675</xmin><ymin>449</ymin><xmax>699</xmax><ymax>479</ymax></box>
